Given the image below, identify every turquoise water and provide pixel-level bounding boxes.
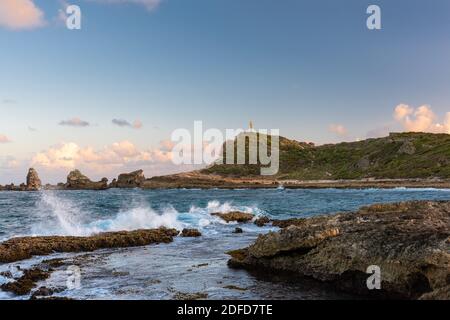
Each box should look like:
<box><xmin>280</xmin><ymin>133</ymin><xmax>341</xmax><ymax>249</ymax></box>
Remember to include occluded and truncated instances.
<box><xmin>0</xmin><ymin>188</ymin><xmax>449</xmax><ymax>299</ymax></box>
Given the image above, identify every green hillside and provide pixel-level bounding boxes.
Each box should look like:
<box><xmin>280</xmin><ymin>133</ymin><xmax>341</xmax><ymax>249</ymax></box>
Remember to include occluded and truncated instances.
<box><xmin>201</xmin><ymin>132</ymin><xmax>450</xmax><ymax>179</ymax></box>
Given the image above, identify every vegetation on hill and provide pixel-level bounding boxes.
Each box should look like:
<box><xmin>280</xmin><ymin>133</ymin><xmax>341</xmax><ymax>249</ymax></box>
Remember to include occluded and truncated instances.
<box><xmin>201</xmin><ymin>132</ymin><xmax>450</xmax><ymax>180</ymax></box>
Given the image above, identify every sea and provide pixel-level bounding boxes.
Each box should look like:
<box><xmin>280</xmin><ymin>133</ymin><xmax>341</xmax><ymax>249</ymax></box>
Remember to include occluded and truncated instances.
<box><xmin>0</xmin><ymin>187</ymin><xmax>449</xmax><ymax>300</ymax></box>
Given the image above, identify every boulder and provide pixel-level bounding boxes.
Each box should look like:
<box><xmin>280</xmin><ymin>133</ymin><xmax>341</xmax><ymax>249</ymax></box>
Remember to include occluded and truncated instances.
<box><xmin>26</xmin><ymin>168</ymin><xmax>42</xmax><ymax>191</ymax></box>
<box><xmin>254</xmin><ymin>216</ymin><xmax>270</xmax><ymax>227</ymax></box>
<box><xmin>116</xmin><ymin>170</ymin><xmax>145</xmax><ymax>188</ymax></box>
<box><xmin>233</xmin><ymin>227</ymin><xmax>243</xmax><ymax>234</ymax></box>
<box><xmin>65</xmin><ymin>170</ymin><xmax>108</xmax><ymax>190</ymax></box>
<box><xmin>180</xmin><ymin>228</ymin><xmax>202</xmax><ymax>237</ymax></box>
<box><xmin>227</xmin><ymin>201</ymin><xmax>450</xmax><ymax>300</ymax></box>
<box><xmin>211</xmin><ymin>211</ymin><xmax>254</xmax><ymax>223</ymax></box>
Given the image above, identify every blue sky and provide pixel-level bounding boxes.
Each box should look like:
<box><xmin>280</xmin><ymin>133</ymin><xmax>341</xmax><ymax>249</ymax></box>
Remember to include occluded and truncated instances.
<box><xmin>1</xmin><ymin>0</ymin><xmax>450</xmax><ymax>183</ymax></box>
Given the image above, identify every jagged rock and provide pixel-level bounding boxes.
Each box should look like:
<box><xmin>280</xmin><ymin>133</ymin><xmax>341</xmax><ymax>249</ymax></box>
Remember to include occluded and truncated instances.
<box><xmin>30</xmin><ymin>286</ymin><xmax>55</xmax><ymax>300</ymax></box>
<box><xmin>419</xmin><ymin>285</ymin><xmax>450</xmax><ymax>300</ymax></box>
<box><xmin>272</xmin><ymin>218</ymin><xmax>307</xmax><ymax>228</ymax></box>
<box><xmin>0</xmin><ymin>268</ymin><xmax>50</xmax><ymax>296</ymax></box>
<box><xmin>116</xmin><ymin>170</ymin><xmax>145</xmax><ymax>188</ymax></box>
<box><xmin>254</xmin><ymin>216</ymin><xmax>270</xmax><ymax>227</ymax></box>
<box><xmin>227</xmin><ymin>201</ymin><xmax>450</xmax><ymax>300</ymax></box>
<box><xmin>173</xmin><ymin>291</ymin><xmax>208</xmax><ymax>300</ymax></box>
<box><xmin>180</xmin><ymin>228</ymin><xmax>202</xmax><ymax>237</ymax></box>
<box><xmin>26</xmin><ymin>168</ymin><xmax>42</xmax><ymax>191</ymax></box>
<box><xmin>0</xmin><ymin>227</ymin><xmax>179</xmax><ymax>263</ymax></box>
<box><xmin>211</xmin><ymin>211</ymin><xmax>254</xmax><ymax>223</ymax></box>
<box><xmin>65</xmin><ymin>170</ymin><xmax>108</xmax><ymax>190</ymax></box>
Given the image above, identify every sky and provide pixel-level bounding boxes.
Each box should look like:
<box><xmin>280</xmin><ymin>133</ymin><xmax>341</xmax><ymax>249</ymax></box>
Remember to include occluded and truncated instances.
<box><xmin>1</xmin><ymin>0</ymin><xmax>450</xmax><ymax>183</ymax></box>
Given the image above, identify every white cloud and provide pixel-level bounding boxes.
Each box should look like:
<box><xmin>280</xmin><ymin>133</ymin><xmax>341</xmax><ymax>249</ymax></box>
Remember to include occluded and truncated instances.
<box><xmin>31</xmin><ymin>141</ymin><xmax>173</xmax><ymax>175</ymax></box>
<box><xmin>328</xmin><ymin>124</ymin><xmax>348</xmax><ymax>136</ymax></box>
<box><xmin>0</xmin><ymin>0</ymin><xmax>46</xmax><ymax>30</ymax></box>
<box><xmin>59</xmin><ymin>118</ymin><xmax>90</xmax><ymax>127</ymax></box>
<box><xmin>393</xmin><ymin>104</ymin><xmax>450</xmax><ymax>134</ymax></box>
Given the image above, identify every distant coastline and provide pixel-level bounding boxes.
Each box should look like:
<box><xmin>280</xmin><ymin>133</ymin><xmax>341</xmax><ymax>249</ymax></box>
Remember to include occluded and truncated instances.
<box><xmin>1</xmin><ymin>168</ymin><xmax>450</xmax><ymax>191</ymax></box>
<box><xmin>2</xmin><ymin>132</ymin><xmax>450</xmax><ymax>191</ymax></box>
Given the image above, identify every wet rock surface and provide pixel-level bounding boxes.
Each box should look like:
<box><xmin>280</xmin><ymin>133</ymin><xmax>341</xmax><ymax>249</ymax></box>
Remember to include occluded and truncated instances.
<box><xmin>227</xmin><ymin>201</ymin><xmax>450</xmax><ymax>300</ymax></box>
<box><xmin>0</xmin><ymin>227</ymin><xmax>179</xmax><ymax>263</ymax></box>
<box><xmin>211</xmin><ymin>211</ymin><xmax>254</xmax><ymax>223</ymax></box>
<box><xmin>181</xmin><ymin>228</ymin><xmax>202</xmax><ymax>237</ymax></box>
<box><xmin>233</xmin><ymin>227</ymin><xmax>243</xmax><ymax>234</ymax></box>
<box><xmin>0</xmin><ymin>268</ymin><xmax>51</xmax><ymax>296</ymax></box>
<box><xmin>254</xmin><ymin>216</ymin><xmax>270</xmax><ymax>227</ymax></box>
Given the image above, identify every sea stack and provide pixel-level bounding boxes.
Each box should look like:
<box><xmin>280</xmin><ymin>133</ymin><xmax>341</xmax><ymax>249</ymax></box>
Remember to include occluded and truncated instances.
<box><xmin>26</xmin><ymin>168</ymin><xmax>42</xmax><ymax>191</ymax></box>
<box><xmin>65</xmin><ymin>169</ymin><xmax>108</xmax><ymax>190</ymax></box>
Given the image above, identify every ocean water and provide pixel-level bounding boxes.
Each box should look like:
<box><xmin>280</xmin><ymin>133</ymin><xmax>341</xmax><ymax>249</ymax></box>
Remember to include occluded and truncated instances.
<box><xmin>0</xmin><ymin>188</ymin><xmax>449</xmax><ymax>300</ymax></box>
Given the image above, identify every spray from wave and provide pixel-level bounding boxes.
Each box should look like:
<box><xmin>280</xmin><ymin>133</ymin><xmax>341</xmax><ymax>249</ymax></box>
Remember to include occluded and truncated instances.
<box><xmin>30</xmin><ymin>192</ymin><xmax>266</xmax><ymax>237</ymax></box>
<box><xmin>32</xmin><ymin>192</ymin><xmax>183</xmax><ymax>236</ymax></box>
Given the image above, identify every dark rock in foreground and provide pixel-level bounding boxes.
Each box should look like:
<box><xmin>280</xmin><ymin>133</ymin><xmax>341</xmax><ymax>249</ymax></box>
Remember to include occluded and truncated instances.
<box><xmin>227</xmin><ymin>201</ymin><xmax>450</xmax><ymax>300</ymax></box>
<box><xmin>0</xmin><ymin>227</ymin><xmax>179</xmax><ymax>263</ymax></box>
<box><xmin>1</xmin><ymin>268</ymin><xmax>50</xmax><ymax>296</ymax></box>
<box><xmin>211</xmin><ymin>211</ymin><xmax>254</xmax><ymax>223</ymax></box>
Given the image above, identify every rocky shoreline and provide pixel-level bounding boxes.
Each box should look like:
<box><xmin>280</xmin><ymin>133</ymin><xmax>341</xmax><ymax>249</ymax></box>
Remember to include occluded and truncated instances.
<box><xmin>227</xmin><ymin>201</ymin><xmax>450</xmax><ymax>300</ymax></box>
<box><xmin>0</xmin><ymin>201</ymin><xmax>449</xmax><ymax>299</ymax></box>
<box><xmin>1</xmin><ymin>168</ymin><xmax>450</xmax><ymax>191</ymax></box>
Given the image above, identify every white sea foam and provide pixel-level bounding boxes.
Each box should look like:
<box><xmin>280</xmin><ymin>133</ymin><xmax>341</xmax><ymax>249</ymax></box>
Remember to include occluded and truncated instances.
<box><xmin>32</xmin><ymin>192</ymin><xmax>183</xmax><ymax>236</ymax></box>
<box><xmin>29</xmin><ymin>193</ymin><xmax>267</xmax><ymax>237</ymax></box>
<box><xmin>184</xmin><ymin>200</ymin><xmax>266</xmax><ymax>228</ymax></box>
<box><xmin>88</xmin><ymin>205</ymin><xmax>182</xmax><ymax>233</ymax></box>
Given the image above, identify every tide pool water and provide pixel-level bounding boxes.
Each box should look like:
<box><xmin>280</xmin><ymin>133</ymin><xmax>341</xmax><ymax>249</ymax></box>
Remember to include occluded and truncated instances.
<box><xmin>0</xmin><ymin>188</ymin><xmax>449</xmax><ymax>300</ymax></box>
